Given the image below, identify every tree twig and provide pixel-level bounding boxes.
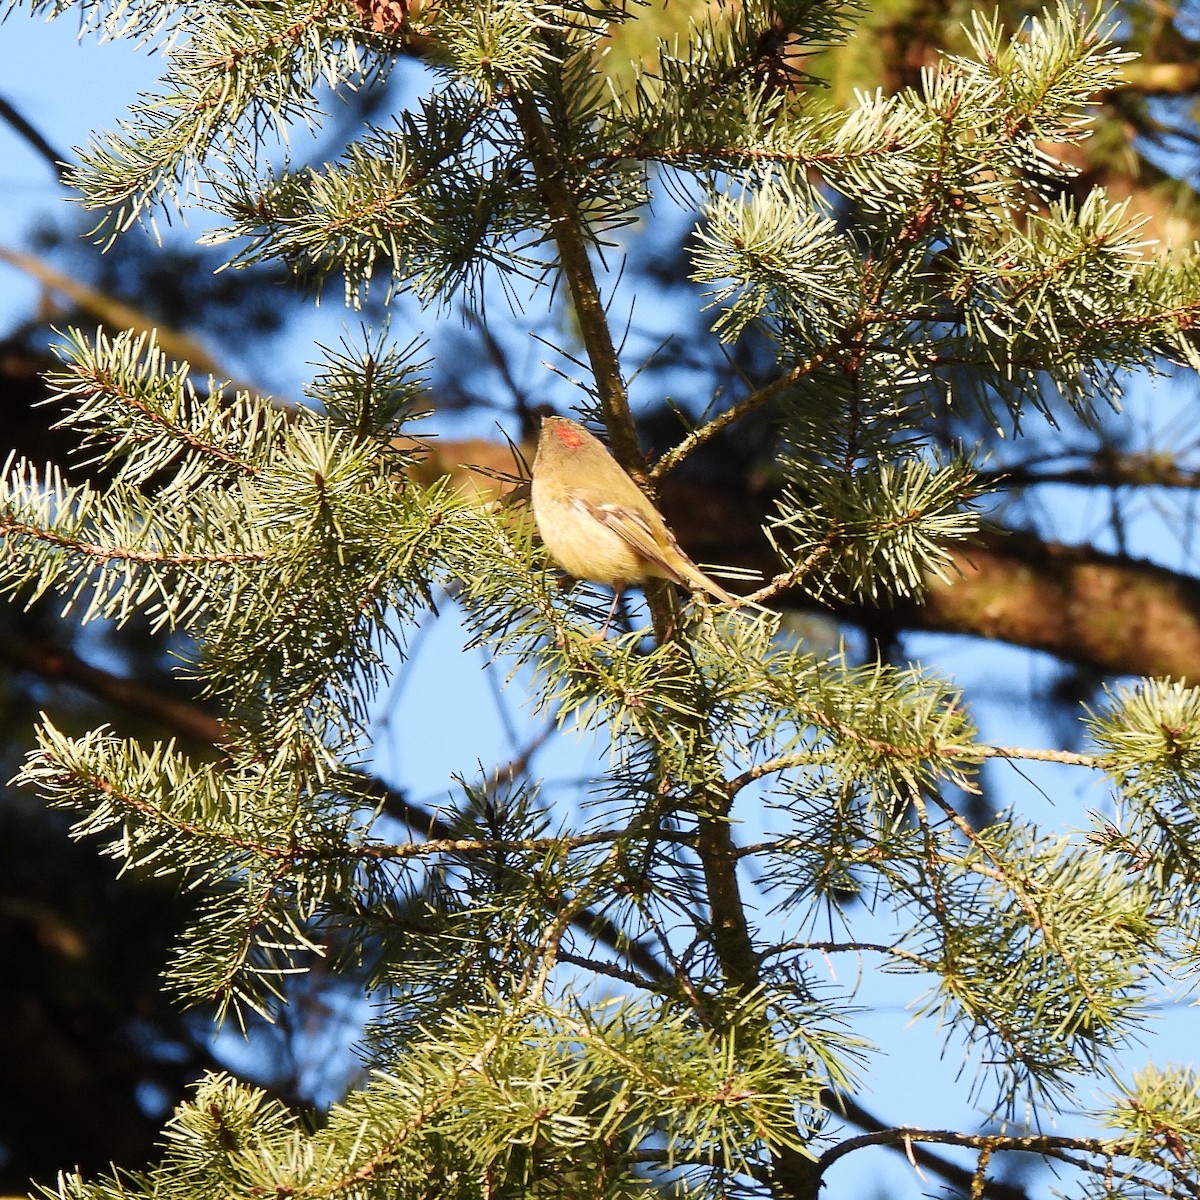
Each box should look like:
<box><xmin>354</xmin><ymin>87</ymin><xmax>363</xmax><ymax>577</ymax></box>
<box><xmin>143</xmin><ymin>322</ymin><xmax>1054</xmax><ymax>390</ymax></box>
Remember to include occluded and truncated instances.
<box><xmin>0</xmin><ymin>94</ymin><xmax>70</xmax><ymax>183</ymax></box>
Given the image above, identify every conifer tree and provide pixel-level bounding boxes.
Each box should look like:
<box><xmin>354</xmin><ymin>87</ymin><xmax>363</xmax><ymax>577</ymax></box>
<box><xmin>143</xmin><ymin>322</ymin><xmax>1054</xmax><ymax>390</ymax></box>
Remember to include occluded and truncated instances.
<box><xmin>2</xmin><ymin>2</ymin><xmax>1200</xmax><ymax>1199</ymax></box>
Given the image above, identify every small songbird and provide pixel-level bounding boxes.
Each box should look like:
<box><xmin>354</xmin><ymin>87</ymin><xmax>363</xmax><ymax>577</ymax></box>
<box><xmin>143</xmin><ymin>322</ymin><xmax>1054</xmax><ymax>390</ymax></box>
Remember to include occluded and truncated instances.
<box><xmin>531</xmin><ymin>415</ymin><xmax>737</xmax><ymax>630</ymax></box>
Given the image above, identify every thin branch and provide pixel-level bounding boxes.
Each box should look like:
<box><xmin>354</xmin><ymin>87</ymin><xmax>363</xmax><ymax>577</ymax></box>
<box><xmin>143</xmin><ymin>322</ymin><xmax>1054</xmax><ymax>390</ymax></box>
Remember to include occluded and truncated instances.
<box><xmin>814</xmin><ymin>1115</ymin><xmax>1124</xmax><ymax>1197</ymax></box>
<box><xmin>974</xmin><ymin>744</ymin><xmax>1100</xmax><ymax>767</ymax></box>
<box><xmin>556</xmin><ymin>950</ymin><xmax>658</xmax><ymax>991</ymax></box>
<box><xmin>727</xmin><ymin>733</ymin><xmax>1101</xmax><ymax>796</ymax></box>
<box><xmin>507</xmin><ymin>93</ymin><xmax>640</xmax><ymax>471</ymax></box>
<box><xmin>0</xmin><ymin>631</ymin><xmax>228</xmax><ymax>745</ymax></box>
<box><xmin>358</xmin><ymin>826</ymin><xmax>696</xmax><ymax>860</ymax></box>
<box><xmin>818</xmin><ymin>1094</ymin><xmax>1031</xmax><ymax>1200</ymax></box>
<box><xmin>0</xmin><ymin>95</ymin><xmax>70</xmax><ymax>183</ymax></box>
<box><xmin>979</xmin><ymin>457</ymin><xmax>1200</xmax><ymax>491</ymax></box>
<box><xmin>749</xmin><ymin>538</ymin><xmax>835</xmax><ymax>606</ymax></box>
<box><xmin>0</xmin><ymin>516</ymin><xmax>268</xmax><ymax>566</ymax></box>
<box><xmin>0</xmin><ymin>627</ymin><xmax>673</xmax><ymax>986</ymax></box>
<box><xmin>346</xmin><ymin>775</ymin><xmax>673</xmax><ymax>984</ymax></box>
<box><xmin>0</xmin><ymin>244</ymin><xmax>255</xmax><ymax>391</ymax></box>
<box><xmin>649</xmin><ymin>353</ymin><xmax>829</xmax><ymax>481</ymax></box>
<box><xmin>762</xmin><ymin>939</ymin><xmax>938</xmax><ymax>972</ymax></box>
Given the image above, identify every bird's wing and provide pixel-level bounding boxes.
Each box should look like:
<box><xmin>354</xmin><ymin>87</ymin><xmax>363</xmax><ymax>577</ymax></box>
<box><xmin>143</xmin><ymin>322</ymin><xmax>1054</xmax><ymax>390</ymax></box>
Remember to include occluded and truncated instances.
<box><xmin>578</xmin><ymin>498</ymin><xmax>685</xmax><ymax>584</ymax></box>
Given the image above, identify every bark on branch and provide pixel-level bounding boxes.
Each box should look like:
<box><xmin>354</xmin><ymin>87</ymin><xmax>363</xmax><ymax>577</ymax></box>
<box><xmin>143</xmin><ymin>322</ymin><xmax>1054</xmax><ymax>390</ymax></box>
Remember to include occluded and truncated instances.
<box><xmin>673</xmin><ymin>488</ymin><xmax>1200</xmax><ymax>684</ymax></box>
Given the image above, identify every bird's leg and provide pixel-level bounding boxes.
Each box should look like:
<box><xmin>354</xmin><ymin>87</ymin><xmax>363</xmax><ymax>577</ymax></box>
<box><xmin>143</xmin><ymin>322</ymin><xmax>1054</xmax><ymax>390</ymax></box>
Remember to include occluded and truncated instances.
<box><xmin>597</xmin><ymin>587</ymin><xmax>623</xmax><ymax>639</ymax></box>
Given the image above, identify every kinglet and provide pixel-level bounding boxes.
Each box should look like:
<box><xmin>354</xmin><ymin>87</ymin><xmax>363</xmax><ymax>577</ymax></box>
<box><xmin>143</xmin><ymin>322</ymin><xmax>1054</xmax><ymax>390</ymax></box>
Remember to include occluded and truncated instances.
<box><xmin>531</xmin><ymin>416</ymin><xmax>738</xmax><ymax>627</ymax></box>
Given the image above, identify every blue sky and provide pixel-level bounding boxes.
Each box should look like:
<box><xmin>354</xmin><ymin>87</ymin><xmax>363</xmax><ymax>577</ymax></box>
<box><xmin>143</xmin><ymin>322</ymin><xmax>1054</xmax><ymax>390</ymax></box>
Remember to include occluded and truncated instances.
<box><xmin>1</xmin><ymin>15</ymin><xmax>161</xmax><ymax>321</ymax></box>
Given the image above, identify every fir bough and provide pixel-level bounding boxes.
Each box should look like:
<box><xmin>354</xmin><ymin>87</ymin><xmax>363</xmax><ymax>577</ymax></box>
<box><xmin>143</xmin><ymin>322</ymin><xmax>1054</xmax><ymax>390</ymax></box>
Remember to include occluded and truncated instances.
<box><xmin>2</xmin><ymin>0</ymin><xmax>1200</xmax><ymax>1197</ymax></box>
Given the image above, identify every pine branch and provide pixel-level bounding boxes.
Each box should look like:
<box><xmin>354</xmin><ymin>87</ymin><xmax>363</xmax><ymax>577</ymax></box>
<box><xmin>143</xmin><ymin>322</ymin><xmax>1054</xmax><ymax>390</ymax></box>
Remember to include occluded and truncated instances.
<box><xmin>0</xmin><ymin>620</ymin><xmax>673</xmax><ymax>987</ymax></box>
<box><xmin>6</xmin><ymin>630</ymin><xmax>1118</xmax><ymax>1195</ymax></box>
<box><xmin>818</xmin><ymin>1090</ymin><xmax>1032</xmax><ymax>1200</ymax></box>
<box><xmin>9</xmin><ymin>3</ymin><xmax>1200</xmax><ymax>1196</ymax></box>
<box><xmin>814</xmin><ymin>1119</ymin><xmax>1124</xmax><ymax>1200</ymax></box>
<box><xmin>512</xmin><ymin>73</ymin><xmax>819</xmax><ymax>1195</ymax></box>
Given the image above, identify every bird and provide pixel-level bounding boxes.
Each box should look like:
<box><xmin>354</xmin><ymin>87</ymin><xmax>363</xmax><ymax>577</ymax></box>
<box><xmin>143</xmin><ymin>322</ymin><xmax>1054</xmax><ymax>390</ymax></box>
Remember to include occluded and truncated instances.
<box><xmin>531</xmin><ymin>415</ymin><xmax>738</xmax><ymax>633</ymax></box>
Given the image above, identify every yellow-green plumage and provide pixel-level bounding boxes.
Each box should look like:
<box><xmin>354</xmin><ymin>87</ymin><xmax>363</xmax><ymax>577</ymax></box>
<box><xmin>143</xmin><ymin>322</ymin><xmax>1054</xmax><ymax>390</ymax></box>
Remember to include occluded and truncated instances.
<box><xmin>531</xmin><ymin>416</ymin><xmax>737</xmax><ymax>605</ymax></box>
